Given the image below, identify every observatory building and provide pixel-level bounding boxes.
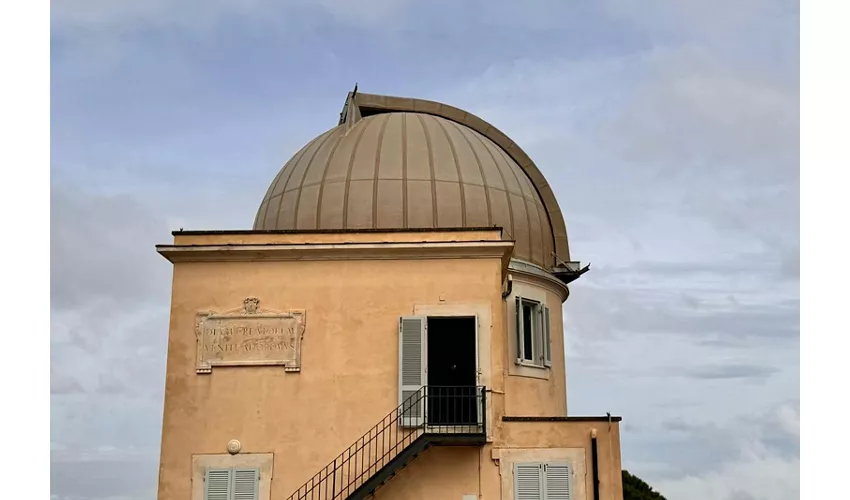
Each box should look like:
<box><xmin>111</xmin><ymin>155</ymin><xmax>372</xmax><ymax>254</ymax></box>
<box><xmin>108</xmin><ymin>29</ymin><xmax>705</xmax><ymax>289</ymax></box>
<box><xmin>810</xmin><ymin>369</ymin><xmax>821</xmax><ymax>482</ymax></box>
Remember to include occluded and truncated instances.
<box><xmin>156</xmin><ymin>91</ymin><xmax>624</xmax><ymax>500</ymax></box>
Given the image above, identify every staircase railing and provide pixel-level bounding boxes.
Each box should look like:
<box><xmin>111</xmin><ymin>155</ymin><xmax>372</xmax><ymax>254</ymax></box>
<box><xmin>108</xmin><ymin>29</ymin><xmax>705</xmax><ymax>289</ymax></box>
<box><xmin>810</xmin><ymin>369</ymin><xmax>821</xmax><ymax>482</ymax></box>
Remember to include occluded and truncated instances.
<box><xmin>286</xmin><ymin>385</ymin><xmax>486</xmax><ymax>500</ymax></box>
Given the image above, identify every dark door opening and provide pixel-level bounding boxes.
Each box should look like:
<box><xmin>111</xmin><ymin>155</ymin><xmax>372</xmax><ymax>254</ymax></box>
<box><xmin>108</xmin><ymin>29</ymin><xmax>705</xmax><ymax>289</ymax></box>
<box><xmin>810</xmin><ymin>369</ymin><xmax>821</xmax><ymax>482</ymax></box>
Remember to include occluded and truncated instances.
<box><xmin>426</xmin><ymin>316</ymin><xmax>478</xmax><ymax>426</ymax></box>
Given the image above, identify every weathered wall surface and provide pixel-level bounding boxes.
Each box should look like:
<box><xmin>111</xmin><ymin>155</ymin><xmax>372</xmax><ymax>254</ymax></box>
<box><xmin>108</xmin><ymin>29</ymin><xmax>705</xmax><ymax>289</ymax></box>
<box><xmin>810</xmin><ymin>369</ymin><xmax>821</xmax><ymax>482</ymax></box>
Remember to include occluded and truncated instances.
<box><xmin>157</xmin><ymin>254</ymin><xmax>504</xmax><ymax>499</ymax></box>
<box><xmin>371</xmin><ymin>420</ymin><xmax>624</xmax><ymax>500</ymax></box>
<box><xmin>156</xmin><ymin>230</ymin><xmax>616</xmax><ymax>500</ymax></box>
<box><xmin>497</xmin><ymin>420</ymin><xmax>624</xmax><ymax>500</ymax></box>
<box><xmin>372</xmin><ymin>446</ymin><xmax>500</xmax><ymax>500</ymax></box>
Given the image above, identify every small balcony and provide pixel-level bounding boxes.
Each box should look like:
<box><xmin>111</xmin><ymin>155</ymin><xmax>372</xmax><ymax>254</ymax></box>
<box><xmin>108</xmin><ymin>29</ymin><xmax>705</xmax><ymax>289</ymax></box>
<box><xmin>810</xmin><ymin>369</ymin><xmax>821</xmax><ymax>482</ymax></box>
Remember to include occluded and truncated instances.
<box><xmin>399</xmin><ymin>385</ymin><xmax>487</xmax><ymax>443</ymax></box>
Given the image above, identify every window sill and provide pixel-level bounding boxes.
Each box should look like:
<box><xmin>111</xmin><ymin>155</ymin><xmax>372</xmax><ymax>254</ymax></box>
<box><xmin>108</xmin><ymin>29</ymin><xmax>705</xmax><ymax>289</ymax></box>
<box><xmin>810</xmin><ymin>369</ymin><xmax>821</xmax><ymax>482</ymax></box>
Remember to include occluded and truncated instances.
<box><xmin>510</xmin><ymin>361</ymin><xmax>551</xmax><ymax>380</ymax></box>
<box><xmin>516</xmin><ymin>360</ymin><xmax>548</xmax><ymax>370</ymax></box>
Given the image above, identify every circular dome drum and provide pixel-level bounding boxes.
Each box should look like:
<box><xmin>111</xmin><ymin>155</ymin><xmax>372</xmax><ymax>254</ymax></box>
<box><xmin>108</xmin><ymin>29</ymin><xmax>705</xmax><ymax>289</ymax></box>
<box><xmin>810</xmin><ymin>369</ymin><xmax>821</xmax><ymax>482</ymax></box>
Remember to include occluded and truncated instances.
<box><xmin>254</xmin><ymin>94</ymin><xmax>569</xmax><ymax>269</ymax></box>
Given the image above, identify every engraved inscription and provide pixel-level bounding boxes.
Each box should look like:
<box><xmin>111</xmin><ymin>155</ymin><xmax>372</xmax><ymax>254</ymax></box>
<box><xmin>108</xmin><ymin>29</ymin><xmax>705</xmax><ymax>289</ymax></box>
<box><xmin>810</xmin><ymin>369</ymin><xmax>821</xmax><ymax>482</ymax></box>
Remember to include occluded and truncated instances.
<box><xmin>195</xmin><ymin>298</ymin><xmax>305</xmax><ymax>374</ymax></box>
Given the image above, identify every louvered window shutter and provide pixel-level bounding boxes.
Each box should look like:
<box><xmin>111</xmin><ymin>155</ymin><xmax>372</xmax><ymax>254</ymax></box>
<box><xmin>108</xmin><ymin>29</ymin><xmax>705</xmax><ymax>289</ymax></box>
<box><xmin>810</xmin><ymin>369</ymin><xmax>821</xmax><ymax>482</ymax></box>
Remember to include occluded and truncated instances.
<box><xmin>543</xmin><ymin>306</ymin><xmax>552</xmax><ymax>367</ymax></box>
<box><xmin>515</xmin><ymin>296</ymin><xmax>523</xmax><ymax>363</ymax></box>
<box><xmin>515</xmin><ymin>463</ymin><xmax>543</xmax><ymax>500</ymax></box>
<box><xmin>232</xmin><ymin>468</ymin><xmax>259</xmax><ymax>500</ymax></box>
<box><xmin>399</xmin><ymin>316</ymin><xmax>426</xmax><ymax>427</ymax></box>
<box><xmin>543</xmin><ymin>463</ymin><xmax>572</xmax><ymax>500</ymax></box>
<box><xmin>204</xmin><ymin>468</ymin><xmax>232</xmax><ymax>500</ymax></box>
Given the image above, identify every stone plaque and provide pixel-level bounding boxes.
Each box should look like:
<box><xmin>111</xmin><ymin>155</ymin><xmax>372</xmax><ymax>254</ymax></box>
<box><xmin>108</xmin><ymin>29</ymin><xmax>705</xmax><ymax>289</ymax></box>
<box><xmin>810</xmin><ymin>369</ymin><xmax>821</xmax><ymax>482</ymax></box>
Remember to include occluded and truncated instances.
<box><xmin>195</xmin><ymin>297</ymin><xmax>305</xmax><ymax>374</ymax></box>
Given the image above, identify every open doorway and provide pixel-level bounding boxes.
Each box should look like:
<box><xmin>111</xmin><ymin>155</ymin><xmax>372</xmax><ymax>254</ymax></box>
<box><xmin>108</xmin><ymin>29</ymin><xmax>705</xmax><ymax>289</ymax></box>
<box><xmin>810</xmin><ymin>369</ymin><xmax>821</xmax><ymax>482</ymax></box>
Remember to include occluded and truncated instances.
<box><xmin>426</xmin><ymin>316</ymin><xmax>478</xmax><ymax>426</ymax></box>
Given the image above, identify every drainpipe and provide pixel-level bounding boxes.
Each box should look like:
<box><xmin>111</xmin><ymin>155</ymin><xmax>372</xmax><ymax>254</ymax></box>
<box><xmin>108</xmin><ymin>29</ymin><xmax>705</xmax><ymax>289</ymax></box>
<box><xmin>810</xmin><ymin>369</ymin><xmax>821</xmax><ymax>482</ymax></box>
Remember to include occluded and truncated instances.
<box><xmin>591</xmin><ymin>428</ymin><xmax>600</xmax><ymax>500</ymax></box>
<box><xmin>501</xmin><ymin>274</ymin><xmax>513</xmax><ymax>299</ymax></box>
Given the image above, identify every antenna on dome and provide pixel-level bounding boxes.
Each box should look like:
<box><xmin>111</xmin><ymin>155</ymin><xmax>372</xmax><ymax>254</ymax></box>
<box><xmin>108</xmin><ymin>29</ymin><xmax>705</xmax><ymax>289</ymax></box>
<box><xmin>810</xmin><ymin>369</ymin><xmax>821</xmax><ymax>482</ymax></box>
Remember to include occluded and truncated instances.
<box><xmin>340</xmin><ymin>83</ymin><xmax>361</xmax><ymax>127</ymax></box>
<box><xmin>341</xmin><ymin>83</ymin><xmax>362</xmax><ymax>131</ymax></box>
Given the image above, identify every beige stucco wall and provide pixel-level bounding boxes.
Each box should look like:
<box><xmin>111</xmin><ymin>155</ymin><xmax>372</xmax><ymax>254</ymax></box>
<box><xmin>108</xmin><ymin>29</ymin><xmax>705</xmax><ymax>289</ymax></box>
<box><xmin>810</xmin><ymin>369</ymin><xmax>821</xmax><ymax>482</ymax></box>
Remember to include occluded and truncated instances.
<box><xmin>495</xmin><ymin>447</ymin><xmax>587</xmax><ymax>500</ymax></box>
<box><xmin>497</xmin><ymin>420</ymin><xmax>624</xmax><ymax>500</ymax></box>
<box><xmin>157</xmin><ymin>245</ymin><xmax>505</xmax><ymax>499</ymax></box>
<box><xmin>373</xmin><ymin>446</ymin><xmax>499</xmax><ymax>500</ymax></box>
<box><xmin>190</xmin><ymin>454</ymin><xmax>274</xmax><ymax>500</ymax></box>
<box><xmin>156</xmin><ymin>231</ymin><xmax>621</xmax><ymax>500</ymax></box>
<box><xmin>370</xmin><ymin>418</ymin><xmax>623</xmax><ymax>500</ymax></box>
<box><xmin>503</xmin><ymin>275</ymin><xmax>568</xmax><ymax>418</ymax></box>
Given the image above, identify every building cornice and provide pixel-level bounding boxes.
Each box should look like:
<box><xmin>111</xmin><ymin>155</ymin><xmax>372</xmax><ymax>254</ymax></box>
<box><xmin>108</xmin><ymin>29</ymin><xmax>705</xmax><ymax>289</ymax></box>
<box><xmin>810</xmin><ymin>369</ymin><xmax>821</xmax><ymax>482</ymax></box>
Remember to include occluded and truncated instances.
<box><xmin>156</xmin><ymin>240</ymin><xmax>515</xmax><ymax>274</ymax></box>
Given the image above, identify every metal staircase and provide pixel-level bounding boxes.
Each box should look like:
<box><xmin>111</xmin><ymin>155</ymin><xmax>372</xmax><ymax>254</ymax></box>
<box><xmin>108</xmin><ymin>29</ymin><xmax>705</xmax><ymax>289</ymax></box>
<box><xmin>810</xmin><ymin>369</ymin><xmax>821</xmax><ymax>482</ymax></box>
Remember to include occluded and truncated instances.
<box><xmin>286</xmin><ymin>386</ymin><xmax>487</xmax><ymax>500</ymax></box>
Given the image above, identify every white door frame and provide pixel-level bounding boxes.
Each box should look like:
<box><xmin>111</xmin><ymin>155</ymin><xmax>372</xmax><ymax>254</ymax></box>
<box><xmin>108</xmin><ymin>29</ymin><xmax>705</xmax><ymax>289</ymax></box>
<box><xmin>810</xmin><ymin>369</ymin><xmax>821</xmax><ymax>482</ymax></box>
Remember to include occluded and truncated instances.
<box><xmin>413</xmin><ymin>304</ymin><xmax>490</xmax><ymax>432</ymax></box>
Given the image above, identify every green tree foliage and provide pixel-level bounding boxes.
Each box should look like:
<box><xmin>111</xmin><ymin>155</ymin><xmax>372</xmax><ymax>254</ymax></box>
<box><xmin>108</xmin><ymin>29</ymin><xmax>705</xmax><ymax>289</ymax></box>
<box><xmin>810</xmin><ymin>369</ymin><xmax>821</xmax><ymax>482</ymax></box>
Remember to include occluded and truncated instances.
<box><xmin>622</xmin><ymin>470</ymin><xmax>667</xmax><ymax>500</ymax></box>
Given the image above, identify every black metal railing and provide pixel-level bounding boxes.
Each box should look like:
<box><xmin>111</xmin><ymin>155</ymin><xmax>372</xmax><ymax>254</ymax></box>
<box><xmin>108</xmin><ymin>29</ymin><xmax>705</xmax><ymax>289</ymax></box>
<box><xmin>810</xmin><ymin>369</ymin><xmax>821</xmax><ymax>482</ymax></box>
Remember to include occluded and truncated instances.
<box><xmin>286</xmin><ymin>386</ymin><xmax>486</xmax><ymax>500</ymax></box>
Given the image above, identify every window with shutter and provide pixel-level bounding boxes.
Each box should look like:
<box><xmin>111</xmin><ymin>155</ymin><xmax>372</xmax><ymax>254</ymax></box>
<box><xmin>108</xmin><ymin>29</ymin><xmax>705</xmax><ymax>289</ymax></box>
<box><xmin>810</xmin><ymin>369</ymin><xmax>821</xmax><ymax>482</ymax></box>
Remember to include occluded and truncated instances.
<box><xmin>204</xmin><ymin>467</ymin><xmax>259</xmax><ymax>500</ymax></box>
<box><xmin>514</xmin><ymin>462</ymin><xmax>572</xmax><ymax>500</ymax></box>
<box><xmin>543</xmin><ymin>306</ymin><xmax>551</xmax><ymax>367</ymax></box>
<box><xmin>232</xmin><ymin>468</ymin><xmax>259</xmax><ymax>500</ymax></box>
<box><xmin>543</xmin><ymin>463</ymin><xmax>571</xmax><ymax>500</ymax></box>
<box><xmin>514</xmin><ymin>463</ymin><xmax>543</xmax><ymax>500</ymax></box>
<box><xmin>399</xmin><ymin>316</ymin><xmax>426</xmax><ymax>427</ymax></box>
<box><xmin>515</xmin><ymin>297</ymin><xmax>549</xmax><ymax>368</ymax></box>
<box><xmin>204</xmin><ymin>468</ymin><xmax>232</xmax><ymax>500</ymax></box>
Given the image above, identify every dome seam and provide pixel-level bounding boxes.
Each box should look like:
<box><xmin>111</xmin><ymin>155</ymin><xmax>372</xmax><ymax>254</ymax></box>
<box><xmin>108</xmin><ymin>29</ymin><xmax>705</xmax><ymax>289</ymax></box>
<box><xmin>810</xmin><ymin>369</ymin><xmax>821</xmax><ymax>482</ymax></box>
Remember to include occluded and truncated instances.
<box><xmin>314</xmin><ymin>128</ymin><xmax>346</xmax><ymax>229</ymax></box>
<box><xmin>432</xmin><ymin>115</ymin><xmax>467</xmax><ymax>227</ymax></box>
<box><xmin>449</xmin><ymin>120</ymin><xmax>493</xmax><ymax>227</ymax></box>
<box><xmin>469</xmin><ymin>128</ymin><xmax>515</xmax><ymax>241</ymax></box>
<box><xmin>493</xmin><ymin>143</ymin><xmax>535</xmax><ymax>263</ymax></box>
<box><xmin>414</xmin><ymin>114</ymin><xmax>438</xmax><ymax>228</ymax></box>
<box><xmin>371</xmin><ymin>114</ymin><xmax>391</xmax><ymax>229</ymax></box>
<box><xmin>517</xmin><ymin>164</ymin><xmax>548</xmax><ymax>266</ymax></box>
<box><xmin>291</xmin><ymin>128</ymin><xmax>338</xmax><ymax>230</ymax></box>
<box><xmin>262</xmin><ymin>133</ymin><xmax>319</xmax><ymax>229</ymax></box>
<box><xmin>341</xmin><ymin>116</ymin><xmax>372</xmax><ymax>228</ymax></box>
<box><xmin>401</xmin><ymin>113</ymin><xmax>408</xmax><ymax>229</ymax></box>
<box><xmin>259</xmin><ymin>139</ymin><xmax>311</xmax><ymax>228</ymax></box>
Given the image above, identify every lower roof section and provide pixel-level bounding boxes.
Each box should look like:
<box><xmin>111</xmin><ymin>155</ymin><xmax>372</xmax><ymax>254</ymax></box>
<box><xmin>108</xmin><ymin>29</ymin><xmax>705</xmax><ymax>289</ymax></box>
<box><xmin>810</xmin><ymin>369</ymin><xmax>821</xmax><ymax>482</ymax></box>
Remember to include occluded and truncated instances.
<box><xmin>502</xmin><ymin>416</ymin><xmax>623</xmax><ymax>423</ymax></box>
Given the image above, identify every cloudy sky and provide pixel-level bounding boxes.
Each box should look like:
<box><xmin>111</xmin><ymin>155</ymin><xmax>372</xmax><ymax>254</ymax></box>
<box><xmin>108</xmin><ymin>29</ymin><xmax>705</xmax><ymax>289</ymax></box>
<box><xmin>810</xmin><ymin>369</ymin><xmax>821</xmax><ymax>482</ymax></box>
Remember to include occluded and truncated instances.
<box><xmin>50</xmin><ymin>1</ymin><xmax>799</xmax><ymax>499</ymax></box>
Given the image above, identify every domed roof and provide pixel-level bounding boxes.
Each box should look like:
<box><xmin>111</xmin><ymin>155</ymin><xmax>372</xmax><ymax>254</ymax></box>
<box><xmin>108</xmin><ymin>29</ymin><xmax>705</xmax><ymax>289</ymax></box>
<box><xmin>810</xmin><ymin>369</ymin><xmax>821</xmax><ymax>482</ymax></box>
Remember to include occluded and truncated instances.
<box><xmin>254</xmin><ymin>92</ymin><xmax>570</xmax><ymax>269</ymax></box>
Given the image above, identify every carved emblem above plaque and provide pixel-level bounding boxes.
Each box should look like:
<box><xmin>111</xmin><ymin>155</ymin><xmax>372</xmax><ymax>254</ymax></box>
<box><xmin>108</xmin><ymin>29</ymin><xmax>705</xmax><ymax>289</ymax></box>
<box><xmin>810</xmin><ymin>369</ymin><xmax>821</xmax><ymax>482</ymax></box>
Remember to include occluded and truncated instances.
<box><xmin>195</xmin><ymin>297</ymin><xmax>305</xmax><ymax>374</ymax></box>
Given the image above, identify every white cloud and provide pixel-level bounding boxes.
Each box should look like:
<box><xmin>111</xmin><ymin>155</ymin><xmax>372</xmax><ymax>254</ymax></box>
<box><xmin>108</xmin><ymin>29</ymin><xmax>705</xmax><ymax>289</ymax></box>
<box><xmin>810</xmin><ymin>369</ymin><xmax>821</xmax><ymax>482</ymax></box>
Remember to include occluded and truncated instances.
<box><xmin>51</xmin><ymin>0</ymin><xmax>411</xmax><ymax>36</ymax></box>
<box><xmin>50</xmin><ymin>185</ymin><xmax>173</xmax><ymax>309</ymax></box>
<box><xmin>51</xmin><ymin>365</ymin><xmax>86</xmax><ymax>395</ymax></box>
<box><xmin>601</xmin><ymin>0</ymin><xmax>798</xmax><ymax>43</ymax></box>
<box><xmin>655</xmin><ymin>454</ymin><xmax>799</xmax><ymax>500</ymax></box>
<box><xmin>629</xmin><ymin>402</ymin><xmax>800</xmax><ymax>499</ymax></box>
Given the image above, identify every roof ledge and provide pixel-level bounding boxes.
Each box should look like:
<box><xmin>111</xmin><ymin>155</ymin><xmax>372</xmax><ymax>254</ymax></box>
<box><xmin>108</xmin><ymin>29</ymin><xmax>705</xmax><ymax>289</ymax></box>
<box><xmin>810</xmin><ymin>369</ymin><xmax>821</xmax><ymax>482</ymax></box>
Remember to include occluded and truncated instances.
<box><xmin>502</xmin><ymin>416</ymin><xmax>622</xmax><ymax>423</ymax></box>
